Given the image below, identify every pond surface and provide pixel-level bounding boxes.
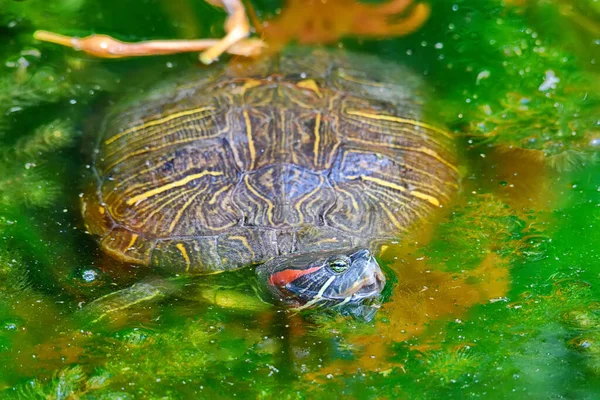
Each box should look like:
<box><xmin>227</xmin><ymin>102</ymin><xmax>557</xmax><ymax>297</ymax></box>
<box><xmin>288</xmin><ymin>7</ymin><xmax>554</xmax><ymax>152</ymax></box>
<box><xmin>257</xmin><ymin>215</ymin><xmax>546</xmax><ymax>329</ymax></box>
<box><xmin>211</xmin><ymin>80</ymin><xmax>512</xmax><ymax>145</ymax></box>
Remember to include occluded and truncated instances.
<box><xmin>1</xmin><ymin>0</ymin><xmax>599</xmax><ymax>398</ymax></box>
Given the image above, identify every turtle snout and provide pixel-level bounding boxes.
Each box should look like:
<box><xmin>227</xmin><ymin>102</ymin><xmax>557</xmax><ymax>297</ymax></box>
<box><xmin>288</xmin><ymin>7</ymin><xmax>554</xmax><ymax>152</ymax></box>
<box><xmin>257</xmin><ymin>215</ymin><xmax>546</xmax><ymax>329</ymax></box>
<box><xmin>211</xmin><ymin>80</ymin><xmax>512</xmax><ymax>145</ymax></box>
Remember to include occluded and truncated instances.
<box><xmin>352</xmin><ymin>263</ymin><xmax>386</xmax><ymax>299</ymax></box>
<box><xmin>361</xmin><ymin>273</ymin><xmax>385</xmax><ymax>295</ymax></box>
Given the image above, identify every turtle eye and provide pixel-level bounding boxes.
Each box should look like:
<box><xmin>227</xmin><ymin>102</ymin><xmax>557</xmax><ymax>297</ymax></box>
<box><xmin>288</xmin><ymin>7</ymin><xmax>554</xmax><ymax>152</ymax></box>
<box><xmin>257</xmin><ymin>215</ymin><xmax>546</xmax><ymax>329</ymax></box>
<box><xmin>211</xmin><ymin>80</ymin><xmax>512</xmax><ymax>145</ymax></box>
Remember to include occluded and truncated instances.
<box><xmin>329</xmin><ymin>258</ymin><xmax>349</xmax><ymax>274</ymax></box>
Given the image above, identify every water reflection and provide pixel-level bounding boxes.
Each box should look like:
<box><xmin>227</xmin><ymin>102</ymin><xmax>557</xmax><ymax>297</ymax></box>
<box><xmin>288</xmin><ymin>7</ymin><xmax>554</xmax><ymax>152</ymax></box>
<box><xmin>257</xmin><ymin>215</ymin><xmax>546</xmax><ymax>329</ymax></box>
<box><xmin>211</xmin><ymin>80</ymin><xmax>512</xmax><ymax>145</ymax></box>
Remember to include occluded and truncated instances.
<box><xmin>309</xmin><ymin>234</ymin><xmax>511</xmax><ymax>377</ymax></box>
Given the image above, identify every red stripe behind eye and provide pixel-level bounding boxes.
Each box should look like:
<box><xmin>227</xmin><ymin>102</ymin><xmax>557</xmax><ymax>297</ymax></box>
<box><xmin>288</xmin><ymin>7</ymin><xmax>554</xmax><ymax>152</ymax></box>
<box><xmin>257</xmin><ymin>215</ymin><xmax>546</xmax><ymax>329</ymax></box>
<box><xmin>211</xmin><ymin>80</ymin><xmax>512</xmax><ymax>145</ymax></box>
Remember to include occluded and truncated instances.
<box><xmin>269</xmin><ymin>266</ymin><xmax>321</xmax><ymax>287</ymax></box>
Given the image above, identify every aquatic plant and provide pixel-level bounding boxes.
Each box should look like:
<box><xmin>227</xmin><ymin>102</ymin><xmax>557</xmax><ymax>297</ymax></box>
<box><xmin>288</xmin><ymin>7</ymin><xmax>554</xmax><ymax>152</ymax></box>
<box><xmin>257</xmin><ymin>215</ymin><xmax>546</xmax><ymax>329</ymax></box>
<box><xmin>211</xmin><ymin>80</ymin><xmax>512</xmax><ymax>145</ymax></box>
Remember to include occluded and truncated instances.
<box><xmin>15</xmin><ymin>366</ymin><xmax>112</xmax><ymax>400</ymax></box>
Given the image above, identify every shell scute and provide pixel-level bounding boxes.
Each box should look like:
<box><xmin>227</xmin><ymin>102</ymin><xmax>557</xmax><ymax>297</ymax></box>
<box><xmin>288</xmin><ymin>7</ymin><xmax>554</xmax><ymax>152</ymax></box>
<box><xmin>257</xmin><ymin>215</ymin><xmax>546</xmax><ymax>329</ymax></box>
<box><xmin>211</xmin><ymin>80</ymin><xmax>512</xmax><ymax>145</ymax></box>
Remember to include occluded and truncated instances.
<box><xmin>216</xmin><ymin>228</ymin><xmax>278</xmax><ymax>270</ymax></box>
<box><xmin>101</xmin><ymin>227</ymin><xmax>154</xmax><ymax>265</ymax></box>
<box><xmin>232</xmin><ymin>164</ymin><xmax>336</xmax><ymax>228</ymax></box>
<box><xmin>151</xmin><ymin>237</ymin><xmax>221</xmax><ymax>273</ymax></box>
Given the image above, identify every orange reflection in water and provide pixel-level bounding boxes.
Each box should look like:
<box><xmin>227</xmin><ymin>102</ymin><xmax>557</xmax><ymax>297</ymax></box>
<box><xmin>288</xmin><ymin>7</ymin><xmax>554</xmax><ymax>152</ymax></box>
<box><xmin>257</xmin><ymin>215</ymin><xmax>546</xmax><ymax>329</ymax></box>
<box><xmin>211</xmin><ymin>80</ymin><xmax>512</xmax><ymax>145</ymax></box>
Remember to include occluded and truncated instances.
<box><xmin>315</xmin><ymin>247</ymin><xmax>510</xmax><ymax>377</ymax></box>
<box><xmin>248</xmin><ymin>0</ymin><xmax>430</xmax><ymax>54</ymax></box>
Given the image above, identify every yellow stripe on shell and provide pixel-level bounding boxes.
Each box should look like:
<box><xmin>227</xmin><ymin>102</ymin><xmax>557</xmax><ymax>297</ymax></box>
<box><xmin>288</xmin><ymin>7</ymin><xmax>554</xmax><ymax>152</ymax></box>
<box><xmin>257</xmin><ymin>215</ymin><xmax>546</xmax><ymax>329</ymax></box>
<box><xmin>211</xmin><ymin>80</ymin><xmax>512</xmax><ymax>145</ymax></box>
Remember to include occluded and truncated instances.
<box><xmin>348</xmin><ymin>175</ymin><xmax>441</xmax><ymax>207</ymax></box>
<box><xmin>336</xmin><ymin>148</ymin><xmax>455</xmax><ymax>196</ymax></box>
<box><xmin>316</xmin><ymin>238</ymin><xmax>339</xmax><ymax>244</ymax></box>
<box><xmin>293</xmin><ymin>175</ymin><xmax>325</xmax><ymax>225</ymax></box>
<box><xmin>346</xmin><ymin>137</ymin><xmax>458</xmax><ymax>173</ymax></box>
<box><xmin>176</xmin><ymin>243</ymin><xmax>191</xmax><ymax>272</ymax></box>
<box><xmin>168</xmin><ymin>188</ymin><xmax>207</xmax><ymax>233</ymax></box>
<box><xmin>334</xmin><ymin>69</ymin><xmax>387</xmax><ymax>88</ymax></box>
<box><xmin>126</xmin><ymin>233</ymin><xmax>138</xmax><ymax>250</ymax></box>
<box><xmin>334</xmin><ymin>186</ymin><xmax>360</xmax><ymax>212</ymax></box>
<box><xmin>240</xmin><ymin>79</ymin><xmax>263</xmax><ymax>93</ymax></box>
<box><xmin>361</xmin><ymin>190</ymin><xmax>409</xmax><ymax>231</ymax></box>
<box><xmin>325</xmin><ymin>140</ymin><xmax>341</xmax><ymax>169</ymax></box>
<box><xmin>137</xmin><ymin>186</ymin><xmax>206</xmax><ymax>228</ymax></box>
<box><xmin>409</xmin><ymin>191</ymin><xmax>441</xmax><ymax>207</ymax></box>
<box><xmin>112</xmin><ymin>157</ymin><xmax>173</xmax><ymax>191</ymax></box>
<box><xmin>243</xmin><ymin>110</ymin><xmax>256</xmax><ymax>170</ymax></box>
<box><xmin>228</xmin><ymin>235</ymin><xmax>256</xmax><ymax>260</ymax></box>
<box><xmin>348</xmin><ymin>175</ymin><xmax>406</xmax><ymax>192</ymax></box>
<box><xmin>208</xmin><ymin>184</ymin><xmax>233</xmax><ymax>205</ymax></box>
<box><xmin>313</xmin><ymin>112</ymin><xmax>322</xmax><ymax>167</ymax></box>
<box><xmin>105</xmin><ymin>111</ymin><xmax>218</xmax><ymax>160</ymax></box>
<box><xmin>297</xmin><ymin>79</ymin><xmax>323</xmax><ymax>98</ymax></box>
<box><xmin>104</xmin><ymin>135</ymin><xmax>222</xmax><ymax>172</ymax></box>
<box><xmin>368</xmin><ymin>157</ymin><xmax>458</xmax><ymax>191</ymax></box>
<box><xmin>340</xmin><ymin>112</ymin><xmax>456</xmax><ymax>157</ymax></box>
<box><xmin>105</xmin><ymin>106</ymin><xmax>216</xmax><ymax>145</ymax></box>
<box><xmin>350</xmin><ymin>162</ymin><xmax>455</xmax><ymax>199</ymax></box>
<box><xmin>345</xmin><ymin>110</ymin><xmax>453</xmax><ymax>139</ymax></box>
<box><xmin>362</xmin><ymin>186</ymin><xmax>424</xmax><ymax>217</ymax></box>
<box><xmin>126</xmin><ymin>170</ymin><xmax>222</xmax><ymax>205</ymax></box>
<box><xmin>117</xmin><ymin>182</ymin><xmax>193</xmax><ymax>218</ymax></box>
<box><xmin>378</xmin><ymin>201</ymin><xmax>406</xmax><ymax>231</ymax></box>
<box><xmin>243</xmin><ymin>175</ymin><xmax>275</xmax><ymax>226</ymax></box>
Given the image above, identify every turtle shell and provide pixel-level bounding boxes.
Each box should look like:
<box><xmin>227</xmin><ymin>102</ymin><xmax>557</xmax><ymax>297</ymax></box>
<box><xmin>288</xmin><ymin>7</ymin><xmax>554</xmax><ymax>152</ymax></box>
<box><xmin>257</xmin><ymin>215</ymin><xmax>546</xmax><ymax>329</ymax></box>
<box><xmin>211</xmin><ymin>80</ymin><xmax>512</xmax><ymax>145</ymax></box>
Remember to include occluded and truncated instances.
<box><xmin>82</xmin><ymin>48</ymin><xmax>459</xmax><ymax>273</ymax></box>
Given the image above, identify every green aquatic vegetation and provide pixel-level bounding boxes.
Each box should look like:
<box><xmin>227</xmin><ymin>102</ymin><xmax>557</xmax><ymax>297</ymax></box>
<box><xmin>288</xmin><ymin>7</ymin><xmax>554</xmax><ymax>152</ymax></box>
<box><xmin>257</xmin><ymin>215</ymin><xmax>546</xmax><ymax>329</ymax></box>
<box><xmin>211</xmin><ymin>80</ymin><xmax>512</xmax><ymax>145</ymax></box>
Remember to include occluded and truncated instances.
<box><xmin>512</xmin><ymin>0</ymin><xmax>600</xmax><ymax>64</ymax></box>
<box><xmin>300</xmin><ymin>281</ymin><xmax>599</xmax><ymax>398</ymax></box>
<box><xmin>0</xmin><ymin>0</ymin><xmax>86</xmax><ymax>30</ymax></box>
<box><xmin>0</xmin><ymin>251</ymin><xmax>30</xmax><ymax>355</ymax></box>
<box><xmin>0</xmin><ymin>69</ymin><xmax>69</xmax><ymax>135</ymax></box>
<box><xmin>405</xmin><ymin>170</ymin><xmax>600</xmax><ymax>397</ymax></box>
<box><xmin>0</xmin><ymin>4</ymin><xmax>118</xmax><ymax>296</ymax></box>
<box><xmin>422</xmin><ymin>193</ymin><xmax>526</xmax><ymax>272</ymax></box>
<box><xmin>424</xmin><ymin>346</ymin><xmax>479</xmax><ymax>384</ymax></box>
<box><xmin>0</xmin><ymin>7</ymin><xmax>121</xmax><ymax>390</ymax></box>
<box><xmin>563</xmin><ymin>304</ymin><xmax>600</xmax><ymax>331</ymax></box>
<box><xmin>16</xmin><ymin>366</ymin><xmax>111</xmax><ymax>400</ymax></box>
<box><xmin>0</xmin><ymin>117</ymin><xmax>79</xmax><ymax>362</ymax></box>
<box><xmin>0</xmin><ymin>250</ymin><xmax>29</xmax><ymax>296</ymax></box>
<box><xmin>0</xmin><ymin>120</ymin><xmax>74</xmax><ymax>210</ymax></box>
<box><xmin>366</xmin><ymin>0</ymin><xmax>600</xmax><ymax>162</ymax></box>
<box><xmin>0</xmin><ymin>115</ymin><xmax>81</xmax><ymax>283</ymax></box>
<box><xmin>466</xmin><ymin>84</ymin><xmax>600</xmax><ymax>164</ymax></box>
<box><xmin>452</xmin><ymin>3</ymin><xmax>600</xmax><ymax>161</ymax></box>
<box><xmin>102</xmin><ymin>321</ymin><xmax>214</xmax><ymax>385</ymax></box>
<box><xmin>307</xmin><ymin>311</ymin><xmax>379</xmax><ymax>339</ymax></box>
<box><xmin>11</xmin><ymin>315</ymin><xmax>278</xmax><ymax>398</ymax></box>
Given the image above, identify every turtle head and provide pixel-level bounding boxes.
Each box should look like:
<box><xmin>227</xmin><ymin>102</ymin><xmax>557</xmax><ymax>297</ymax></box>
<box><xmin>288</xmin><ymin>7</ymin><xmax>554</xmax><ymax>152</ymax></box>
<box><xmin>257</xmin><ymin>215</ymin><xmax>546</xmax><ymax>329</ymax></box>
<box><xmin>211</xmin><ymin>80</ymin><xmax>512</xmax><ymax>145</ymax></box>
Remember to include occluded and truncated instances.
<box><xmin>256</xmin><ymin>248</ymin><xmax>386</xmax><ymax>321</ymax></box>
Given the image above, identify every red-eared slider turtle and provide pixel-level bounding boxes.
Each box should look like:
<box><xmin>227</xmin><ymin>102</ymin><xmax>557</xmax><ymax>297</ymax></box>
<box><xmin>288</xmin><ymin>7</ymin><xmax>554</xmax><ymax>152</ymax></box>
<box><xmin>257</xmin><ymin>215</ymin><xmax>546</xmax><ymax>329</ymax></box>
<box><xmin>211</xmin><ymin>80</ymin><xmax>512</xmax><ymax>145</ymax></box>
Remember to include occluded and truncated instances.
<box><xmin>81</xmin><ymin>47</ymin><xmax>458</xmax><ymax>319</ymax></box>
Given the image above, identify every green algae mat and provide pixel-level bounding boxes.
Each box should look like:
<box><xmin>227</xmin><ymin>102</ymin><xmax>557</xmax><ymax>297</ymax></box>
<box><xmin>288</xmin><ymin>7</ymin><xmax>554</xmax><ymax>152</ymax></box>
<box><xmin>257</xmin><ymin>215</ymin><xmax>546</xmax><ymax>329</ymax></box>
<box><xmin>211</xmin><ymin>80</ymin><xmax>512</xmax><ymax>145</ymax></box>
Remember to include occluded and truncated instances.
<box><xmin>1</xmin><ymin>0</ymin><xmax>599</xmax><ymax>398</ymax></box>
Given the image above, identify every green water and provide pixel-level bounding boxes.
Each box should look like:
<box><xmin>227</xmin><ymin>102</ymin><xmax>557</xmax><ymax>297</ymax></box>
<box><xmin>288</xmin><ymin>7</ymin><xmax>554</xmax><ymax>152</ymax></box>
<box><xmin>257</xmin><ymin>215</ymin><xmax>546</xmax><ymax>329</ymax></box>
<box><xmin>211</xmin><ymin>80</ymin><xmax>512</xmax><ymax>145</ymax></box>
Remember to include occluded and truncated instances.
<box><xmin>1</xmin><ymin>0</ymin><xmax>599</xmax><ymax>398</ymax></box>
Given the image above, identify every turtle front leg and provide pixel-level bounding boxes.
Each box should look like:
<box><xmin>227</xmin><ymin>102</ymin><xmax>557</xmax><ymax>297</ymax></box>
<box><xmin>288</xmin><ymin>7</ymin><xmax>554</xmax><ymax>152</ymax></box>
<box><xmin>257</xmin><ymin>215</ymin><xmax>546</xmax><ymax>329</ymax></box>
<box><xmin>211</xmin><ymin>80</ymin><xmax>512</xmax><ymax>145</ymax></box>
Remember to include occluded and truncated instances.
<box><xmin>33</xmin><ymin>0</ymin><xmax>265</xmax><ymax>64</ymax></box>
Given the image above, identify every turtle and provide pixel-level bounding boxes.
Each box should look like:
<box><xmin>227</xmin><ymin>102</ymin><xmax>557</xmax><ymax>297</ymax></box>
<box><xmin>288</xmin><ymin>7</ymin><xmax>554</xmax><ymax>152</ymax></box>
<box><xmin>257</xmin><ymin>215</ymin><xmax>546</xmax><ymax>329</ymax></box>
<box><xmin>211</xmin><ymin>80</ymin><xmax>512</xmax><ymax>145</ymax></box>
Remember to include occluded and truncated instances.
<box><xmin>81</xmin><ymin>47</ymin><xmax>459</xmax><ymax>319</ymax></box>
